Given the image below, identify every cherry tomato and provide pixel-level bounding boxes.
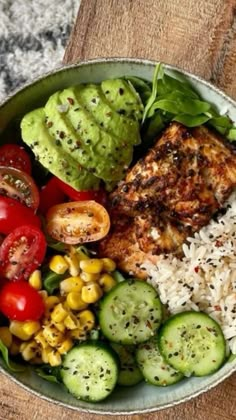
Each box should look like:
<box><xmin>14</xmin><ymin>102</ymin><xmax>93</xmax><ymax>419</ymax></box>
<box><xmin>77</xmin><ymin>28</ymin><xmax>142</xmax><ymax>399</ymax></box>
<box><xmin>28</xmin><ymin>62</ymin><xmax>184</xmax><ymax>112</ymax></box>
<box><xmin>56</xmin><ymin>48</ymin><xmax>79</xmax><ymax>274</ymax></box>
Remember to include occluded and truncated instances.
<box><xmin>0</xmin><ymin>281</ymin><xmax>45</xmax><ymax>321</ymax></box>
<box><xmin>55</xmin><ymin>178</ymin><xmax>107</xmax><ymax>206</ymax></box>
<box><xmin>0</xmin><ymin>225</ymin><xmax>46</xmax><ymax>281</ymax></box>
<box><xmin>39</xmin><ymin>177</ymin><xmax>66</xmax><ymax>215</ymax></box>
<box><xmin>0</xmin><ymin>196</ymin><xmax>41</xmax><ymax>235</ymax></box>
<box><xmin>0</xmin><ymin>166</ymin><xmax>39</xmax><ymax>210</ymax></box>
<box><xmin>0</xmin><ymin>144</ymin><xmax>32</xmax><ymax>174</ymax></box>
<box><xmin>46</xmin><ymin>201</ymin><xmax>110</xmax><ymax>244</ymax></box>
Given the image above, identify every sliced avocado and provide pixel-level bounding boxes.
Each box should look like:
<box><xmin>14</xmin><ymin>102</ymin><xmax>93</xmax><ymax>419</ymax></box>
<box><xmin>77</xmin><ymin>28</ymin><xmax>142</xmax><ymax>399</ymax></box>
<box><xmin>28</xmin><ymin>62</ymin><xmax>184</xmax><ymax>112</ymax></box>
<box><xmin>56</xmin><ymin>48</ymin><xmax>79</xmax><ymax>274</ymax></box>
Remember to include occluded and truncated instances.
<box><xmin>45</xmin><ymin>89</ymin><xmax>133</xmax><ymax>182</ymax></box>
<box><xmin>20</xmin><ymin>108</ymin><xmax>100</xmax><ymax>190</ymax></box>
<box><xmin>75</xmin><ymin>84</ymin><xmax>141</xmax><ymax>146</ymax></box>
<box><xmin>101</xmin><ymin>79</ymin><xmax>144</xmax><ymax>122</ymax></box>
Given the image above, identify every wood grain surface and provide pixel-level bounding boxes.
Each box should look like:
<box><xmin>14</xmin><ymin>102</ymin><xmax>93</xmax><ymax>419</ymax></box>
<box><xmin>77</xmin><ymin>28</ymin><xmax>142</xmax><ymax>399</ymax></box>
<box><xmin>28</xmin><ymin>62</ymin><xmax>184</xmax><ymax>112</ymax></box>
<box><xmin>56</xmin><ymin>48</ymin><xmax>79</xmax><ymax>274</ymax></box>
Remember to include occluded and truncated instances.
<box><xmin>2</xmin><ymin>0</ymin><xmax>236</xmax><ymax>419</ymax></box>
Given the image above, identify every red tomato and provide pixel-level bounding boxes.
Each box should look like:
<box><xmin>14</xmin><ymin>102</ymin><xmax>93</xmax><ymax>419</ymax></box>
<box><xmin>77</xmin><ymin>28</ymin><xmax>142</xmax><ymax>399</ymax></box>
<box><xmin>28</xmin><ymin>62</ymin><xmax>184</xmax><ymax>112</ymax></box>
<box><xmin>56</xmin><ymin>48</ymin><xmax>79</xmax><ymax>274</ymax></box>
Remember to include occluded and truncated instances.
<box><xmin>39</xmin><ymin>177</ymin><xmax>66</xmax><ymax>215</ymax></box>
<box><xmin>0</xmin><ymin>196</ymin><xmax>41</xmax><ymax>235</ymax></box>
<box><xmin>0</xmin><ymin>281</ymin><xmax>45</xmax><ymax>321</ymax></box>
<box><xmin>0</xmin><ymin>144</ymin><xmax>32</xmax><ymax>174</ymax></box>
<box><xmin>0</xmin><ymin>166</ymin><xmax>39</xmax><ymax>210</ymax></box>
<box><xmin>0</xmin><ymin>225</ymin><xmax>46</xmax><ymax>281</ymax></box>
<box><xmin>56</xmin><ymin>178</ymin><xmax>107</xmax><ymax>206</ymax></box>
<box><xmin>46</xmin><ymin>201</ymin><xmax>110</xmax><ymax>244</ymax></box>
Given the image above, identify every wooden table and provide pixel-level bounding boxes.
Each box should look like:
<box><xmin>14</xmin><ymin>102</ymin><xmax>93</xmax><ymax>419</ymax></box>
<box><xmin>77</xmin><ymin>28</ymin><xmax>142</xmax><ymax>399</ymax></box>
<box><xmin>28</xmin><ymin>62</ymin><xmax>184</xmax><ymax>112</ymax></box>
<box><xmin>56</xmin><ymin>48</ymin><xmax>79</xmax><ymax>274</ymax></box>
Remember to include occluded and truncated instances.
<box><xmin>1</xmin><ymin>1</ymin><xmax>236</xmax><ymax>419</ymax></box>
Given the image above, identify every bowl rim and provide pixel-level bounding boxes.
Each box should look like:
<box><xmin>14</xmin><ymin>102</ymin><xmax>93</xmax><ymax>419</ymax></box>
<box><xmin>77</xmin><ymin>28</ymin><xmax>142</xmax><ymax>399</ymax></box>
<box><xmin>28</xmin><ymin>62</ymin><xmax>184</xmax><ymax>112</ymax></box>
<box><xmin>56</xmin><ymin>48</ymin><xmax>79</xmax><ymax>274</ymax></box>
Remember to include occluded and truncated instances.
<box><xmin>0</xmin><ymin>56</ymin><xmax>236</xmax><ymax>415</ymax></box>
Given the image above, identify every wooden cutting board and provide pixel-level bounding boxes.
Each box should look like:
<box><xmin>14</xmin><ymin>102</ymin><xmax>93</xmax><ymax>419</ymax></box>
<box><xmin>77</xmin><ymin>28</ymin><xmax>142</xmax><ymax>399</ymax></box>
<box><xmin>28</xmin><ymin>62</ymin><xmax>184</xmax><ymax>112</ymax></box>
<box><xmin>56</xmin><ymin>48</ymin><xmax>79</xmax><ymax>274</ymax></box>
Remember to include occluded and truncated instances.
<box><xmin>1</xmin><ymin>1</ymin><xmax>236</xmax><ymax>419</ymax></box>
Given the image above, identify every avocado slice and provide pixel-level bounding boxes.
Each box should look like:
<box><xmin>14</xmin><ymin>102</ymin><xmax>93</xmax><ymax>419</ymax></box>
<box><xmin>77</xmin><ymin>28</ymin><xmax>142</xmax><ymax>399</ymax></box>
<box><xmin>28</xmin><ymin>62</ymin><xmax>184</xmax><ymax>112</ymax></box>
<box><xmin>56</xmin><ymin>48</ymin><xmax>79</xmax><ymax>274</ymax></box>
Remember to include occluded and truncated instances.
<box><xmin>101</xmin><ymin>79</ymin><xmax>144</xmax><ymax>122</ymax></box>
<box><xmin>45</xmin><ymin>89</ymin><xmax>133</xmax><ymax>182</ymax></box>
<box><xmin>75</xmin><ymin>84</ymin><xmax>141</xmax><ymax>146</ymax></box>
<box><xmin>20</xmin><ymin>108</ymin><xmax>100</xmax><ymax>190</ymax></box>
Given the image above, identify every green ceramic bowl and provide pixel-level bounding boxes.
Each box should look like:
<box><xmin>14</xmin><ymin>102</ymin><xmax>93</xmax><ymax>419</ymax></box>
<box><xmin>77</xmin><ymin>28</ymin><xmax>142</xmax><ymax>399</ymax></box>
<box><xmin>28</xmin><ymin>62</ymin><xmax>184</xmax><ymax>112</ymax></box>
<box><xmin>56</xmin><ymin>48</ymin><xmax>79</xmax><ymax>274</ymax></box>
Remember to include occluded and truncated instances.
<box><xmin>0</xmin><ymin>58</ymin><xmax>236</xmax><ymax>415</ymax></box>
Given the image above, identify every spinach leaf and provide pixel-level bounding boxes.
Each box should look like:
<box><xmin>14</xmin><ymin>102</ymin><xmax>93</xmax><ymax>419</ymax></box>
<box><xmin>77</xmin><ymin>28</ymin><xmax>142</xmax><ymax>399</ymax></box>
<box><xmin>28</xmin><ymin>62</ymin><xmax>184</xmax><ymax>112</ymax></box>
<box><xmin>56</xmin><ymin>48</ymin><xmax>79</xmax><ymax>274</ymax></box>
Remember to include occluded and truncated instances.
<box><xmin>112</xmin><ymin>270</ymin><xmax>126</xmax><ymax>283</ymax></box>
<box><xmin>43</xmin><ymin>270</ymin><xmax>65</xmax><ymax>295</ymax></box>
<box><xmin>173</xmin><ymin>113</ymin><xmax>211</xmax><ymax>127</ymax></box>
<box><xmin>142</xmin><ymin>63</ymin><xmax>164</xmax><ymax>124</ymax></box>
<box><xmin>0</xmin><ymin>340</ymin><xmax>25</xmax><ymax>372</ymax></box>
<box><xmin>36</xmin><ymin>365</ymin><xmax>61</xmax><ymax>383</ymax></box>
<box><xmin>125</xmin><ymin>76</ymin><xmax>152</xmax><ymax>105</ymax></box>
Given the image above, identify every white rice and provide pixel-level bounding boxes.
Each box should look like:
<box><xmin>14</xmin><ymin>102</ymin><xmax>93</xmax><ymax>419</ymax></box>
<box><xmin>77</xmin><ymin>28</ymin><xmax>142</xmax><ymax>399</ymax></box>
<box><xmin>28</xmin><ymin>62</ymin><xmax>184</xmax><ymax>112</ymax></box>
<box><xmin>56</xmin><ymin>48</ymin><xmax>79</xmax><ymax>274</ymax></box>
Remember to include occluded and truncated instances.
<box><xmin>144</xmin><ymin>190</ymin><xmax>236</xmax><ymax>354</ymax></box>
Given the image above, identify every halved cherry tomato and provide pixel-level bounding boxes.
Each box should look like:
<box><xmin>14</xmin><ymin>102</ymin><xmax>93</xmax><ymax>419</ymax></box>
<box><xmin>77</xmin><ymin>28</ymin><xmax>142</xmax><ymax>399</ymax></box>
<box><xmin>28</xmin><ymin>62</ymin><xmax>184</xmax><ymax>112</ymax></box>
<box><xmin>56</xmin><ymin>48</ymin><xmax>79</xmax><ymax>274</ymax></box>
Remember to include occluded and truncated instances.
<box><xmin>0</xmin><ymin>196</ymin><xmax>41</xmax><ymax>235</ymax></box>
<box><xmin>0</xmin><ymin>144</ymin><xmax>32</xmax><ymax>174</ymax></box>
<box><xmin>0</xmin><ymin>166</ymin><xmax>39</xmax><ymax>210</ymax></box>
<box><xmin>46</xmin><ymin>201</ymin><xmax>110</xmax><ymax>244</ymax></box>
<box><xmin>0</xmin><ymin>281</ymin><xmax>45</xmax><ymax>321</ymax></box>
<box><xmin>55</xmin><ymin>178</ymin><xmax>107</xmax><ymax>206</ymax></box>
<box><xmin>0</xmin><ymin>225</ymin><xmax>46</xmax><ymax>281</ymax></box>
<box><xmin>39</xmin><ymin>177</ymin><xmax>66</xmax><ymax>215</ymax></box>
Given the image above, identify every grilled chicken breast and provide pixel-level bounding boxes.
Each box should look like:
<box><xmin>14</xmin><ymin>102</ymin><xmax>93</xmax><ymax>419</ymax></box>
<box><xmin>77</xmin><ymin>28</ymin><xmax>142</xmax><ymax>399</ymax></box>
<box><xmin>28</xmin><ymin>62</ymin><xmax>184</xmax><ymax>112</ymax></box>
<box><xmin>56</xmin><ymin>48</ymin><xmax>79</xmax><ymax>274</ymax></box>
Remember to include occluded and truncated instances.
<box><xmin>99</xmin><ymin>122</ymin><xmax>236</xmax><ymax>277</ymax></box>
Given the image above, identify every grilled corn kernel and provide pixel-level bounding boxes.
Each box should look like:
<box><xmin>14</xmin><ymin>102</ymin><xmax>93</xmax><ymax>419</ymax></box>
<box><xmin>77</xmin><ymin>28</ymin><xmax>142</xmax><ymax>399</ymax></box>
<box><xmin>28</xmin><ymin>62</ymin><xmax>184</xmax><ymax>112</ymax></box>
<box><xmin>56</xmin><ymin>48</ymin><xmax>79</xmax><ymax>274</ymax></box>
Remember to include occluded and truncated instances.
<box><xmin>66</xmin><ymin>292</ymin><xmax>88</xmax><ymax>311</ymax></box>
<box><xmin>99</xmin><ymin>273</ymin><xmax>117</xmax><ymax>292</ymax></box>
<box><xmin>9</xmin><ymin>321</ymin><xmax>32</xmax><ymax>341</ymax></box>
<box><xmin>81</xmin><ymin>283</ymin><xmax>103</xmax><ymax>304</ymax></box>
<box><xmin>0</xmin><ymin>327</ymin><xmax>12</xmax><ymax>348</ymax></box>
<box><xmin>45</xmin><ymin>295</ymin><xmax>61</xmax><ymax>310</ymax></box>
<box><xmin>49</xmin><ymin>255</ymin><xmax>69</xmax><ymax>274</ymax></box>
<box><xmin>80</xmin><ymin>259</ymin><xmax>104</xmax><ymax>274</ymax></box>
<box><xmin>9</xmin><ymin>338</ymin><xmax>21</xmax><ymax>356</ymax></box>
<box><xmin>52</xmin><ymin>320</ymin><xmax>66</xmax><ymax>333</ymax></box>
<box><xmin>60</xmin><ymin>276</ymin><xmax>83</xmax><ymax>294</ymax></box>
<box><xmin>20</xmin><ymin>340</ymin><xmax>39</xmax><ymax>361</ymax></box>
<box><xmin>38</xmin><ymin>290</ymin><xmax>48</xmax><ymax>301</ymax></box>
<box><xmin>77</xmin><ymin>310</ymin><xmax>95</xmax><ymax>332</ymax></box>
<box><xmin>69</xmin><ymin>328</ymin><xmax>87</xmax><ymax>340</ymax></box>
<box><xmin>41</xmin><ymin>346</ymin><xmax>52</xmax><ymax>364</ymax></box>
<box><xmin>22</xmin><ymin>321</ymin><xmax>41</xmax><ymax>336</ymax></box>
<box><xmin>57</xmin><ymin>337</ymin><xmax>74</xmax><ymax>355</ymax></box>
<box><xmin>48</xmin><ymin>349</ymin><xmax>62</xmax><ymax>367</ymax></box>
<box><xmin>28</xmin><ymin>270</ymin><xmax>42</xmax><ymax>290</ymax></box>
<box><xmin>34</xmin><ymin>331</ymin><xmax>48</xmax><ymax>349</ymax></box>
<box><xmin>51</xmin><ymin>303</ymin><xmax>68</xmax><ymax>323</ymax></box>
<box><xmin>64</xmin><ymin>254</ymin><xmax>80</xmax><ymax>276</ymax></box>
<box><xmin>80</xmin><ymin>272</ymin><xmax>100</xmax><ymax>283</ymax></box>
<box><xmin>64</xmin><ymin>313</ymin><xmax>79</xmax><ymax>330</ymax></box>
<box><xmin>102</xmin><ymin>258</ymin><xmax>116</xmax><ymax>272</ymax></box>
<box><xmin>42</xmin><ymin>324</ymin><xmax>64</xmax><ymax>347</ymax></box>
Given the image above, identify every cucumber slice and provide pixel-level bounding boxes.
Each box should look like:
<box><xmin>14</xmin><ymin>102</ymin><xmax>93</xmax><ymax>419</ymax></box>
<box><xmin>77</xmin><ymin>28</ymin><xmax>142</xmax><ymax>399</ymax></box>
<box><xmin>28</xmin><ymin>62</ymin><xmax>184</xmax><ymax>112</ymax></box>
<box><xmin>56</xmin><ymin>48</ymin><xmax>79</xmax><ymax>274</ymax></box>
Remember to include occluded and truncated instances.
<box><xmin>158</xmin><ymin>311</ymin><xmax>226</xmax><ymax>377</ymax></box>
<box><xmin>61</xmin><ymin>342</ymin><xmax>118</xmax><ymax>402</ymax></box>
<box><xmin>99</xmin><ymin>280</ymin><xmax>162</xmax><ymax>345</ymax></box>
<box><xmin>136</xmin><ymin>336</ymin><xmax>183</xmax><ymax>386</ymax></box>
<box><xmin>111</xmin><ymin>343</ymin><xmax>143</xmax><ymax>386</ymax></box>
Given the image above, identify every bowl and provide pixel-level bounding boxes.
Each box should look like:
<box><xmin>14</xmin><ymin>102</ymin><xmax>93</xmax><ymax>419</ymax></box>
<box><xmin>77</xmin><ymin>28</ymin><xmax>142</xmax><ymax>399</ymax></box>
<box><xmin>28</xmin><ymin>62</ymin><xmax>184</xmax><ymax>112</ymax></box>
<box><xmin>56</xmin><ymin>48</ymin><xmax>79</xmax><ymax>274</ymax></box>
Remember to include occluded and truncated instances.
<box><xmin>0</xmin><ymin>58</ymin><xmax>236</xmax><ymax>415</ymax></box>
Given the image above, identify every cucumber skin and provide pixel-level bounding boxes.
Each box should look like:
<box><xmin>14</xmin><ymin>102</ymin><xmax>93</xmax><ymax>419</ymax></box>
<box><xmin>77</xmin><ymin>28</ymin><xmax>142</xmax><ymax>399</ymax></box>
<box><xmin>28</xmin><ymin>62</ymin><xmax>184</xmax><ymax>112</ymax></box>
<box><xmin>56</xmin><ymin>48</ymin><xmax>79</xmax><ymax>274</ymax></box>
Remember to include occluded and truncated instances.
<box><xmin>158</xmin><ymin>311</ymin><xmax>226</xmax><ymax>377</ymax></box>
<box><xmin>61</xmin><ymin>341</ymin><xmax>119</xmax><ymax>402</ymax></box>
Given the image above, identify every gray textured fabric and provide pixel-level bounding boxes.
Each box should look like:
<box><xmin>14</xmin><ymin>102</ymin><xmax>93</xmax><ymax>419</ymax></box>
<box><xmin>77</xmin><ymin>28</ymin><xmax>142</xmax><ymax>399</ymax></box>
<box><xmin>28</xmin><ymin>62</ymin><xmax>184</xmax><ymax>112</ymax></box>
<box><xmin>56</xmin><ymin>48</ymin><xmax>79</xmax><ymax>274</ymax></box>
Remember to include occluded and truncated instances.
<box><xmin>0</xmin><ymin>0</ymin><xmax>81</xmax><ymax>101</ymax></box>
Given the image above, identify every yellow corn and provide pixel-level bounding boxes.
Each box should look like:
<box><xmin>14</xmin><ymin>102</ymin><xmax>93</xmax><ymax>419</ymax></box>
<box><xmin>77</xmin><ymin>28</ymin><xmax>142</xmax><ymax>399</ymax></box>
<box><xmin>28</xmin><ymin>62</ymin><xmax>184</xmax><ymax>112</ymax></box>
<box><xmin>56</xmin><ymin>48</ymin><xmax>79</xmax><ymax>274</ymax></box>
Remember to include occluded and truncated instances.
<box><xmin>28</xmin><ymin>270</ymin><xmax>42</xmax><ymax>290</ymax></box>
<box><xmin>34</xmin><ymin>331</ymin><xmax>48</xmax><ymax>349</ymax></box>
<box><xmin>9</xmin><ymin>321</ymin><xmax>32</xmax><ymax>341</ymax></box>
<box><xmin>99</xmin><ymin>274</ymin><xmax>117</xmax><ymax>293</ymax></box>
<box><xmin>80</xmin><ymin>259</ymin><xmax>104</xmax><ymax>274</ymax></box>
<box><xmin>77</xmin><ymin>310</ymin><xmax>95</xmax><ymax>332</ymax></box>
<box><xmin>80</xmin><ymin>272</ymin><xmax>100</xmax><ymax>283</ymax></box>
<box><xmin>22</xmin><ymin>321</ymin><xmax>41</xmax><ymax>336</ymax></box>
<box><xmin>42</xmin><ymin>324</ymin><xmax>64</xmax><ymax>347</ymax></box>
<box><xmin>48</xmin><ymin>349</ymin><xmax>62</xmax><ymax>367</ymax></box>
<box><xmin>102</xmin><ymin>258</ymin><xmax>116</xmax><ymax>272</ymax></box>
<box><xmin>57</xmin><ymin>337</ymin><xmax>74</xmax><ymax>355</ymax></box>
<box><xmin>0</xmin><ymin>327</ymin><xmax>12</xmax><ymax>348</ymax></box>
<box><xmin>69</xmin><ymin>328</ymin><xmax>87</xmax><ymax>341</ymax></box>
<box><xmin>81</xmin><ymin>283</ymin><xmax>103</xmax><ymax>304</ymax></box>
<box><xmin>41</xmin><ymin>346</ymin><xmax>52</xmax><ymax>364</ymax></box>
<box><xmin>49</xmin><ymin>255</ymin><xmax>69</xmax><ymax>274</ymax></box>
<box><xmin>20</xmin><ymin>340</ymin><xmax>39</xmax><ymax>361</ymax></box>
<box><xmin>51</xmin><ymin>303</ymin><xmax>68</xmax><ymax>323</ymax></box>
<box><xmin>38</xmin><ymin>290</ymin><xmax>48</xmax><ymax>302</ymax></box>
<box><xmin>9</xmin><ymin>338</ymin><xmax>21</xmax><ymax>356</ymax></box>
<box><xmin>44</xmin><ymin>296</ymin><xmax>61</xmax><ymax>319</ymax></box>
<box><xmin>60</xmin><ymin>276</ymin><xmax>83</xmax><ymax>294</ymax></box>
<box><xmin>64</xmin><ymin>254</ymin><xmax>80</xmax><ymax>276</ymax></box>
<box><xmin>52</xmin><ymin>320</ymin><xmax>66</xmax><ymax>333</ymax></box>
<box><xmin>66</xmin><ymin>292</ymin><xmax>88</xmax><ymax>311</ymax></box>
<box><xmin>64</xmin><ymin>313</ymin><xmax>79</xmax><ymax>330</ymax></box>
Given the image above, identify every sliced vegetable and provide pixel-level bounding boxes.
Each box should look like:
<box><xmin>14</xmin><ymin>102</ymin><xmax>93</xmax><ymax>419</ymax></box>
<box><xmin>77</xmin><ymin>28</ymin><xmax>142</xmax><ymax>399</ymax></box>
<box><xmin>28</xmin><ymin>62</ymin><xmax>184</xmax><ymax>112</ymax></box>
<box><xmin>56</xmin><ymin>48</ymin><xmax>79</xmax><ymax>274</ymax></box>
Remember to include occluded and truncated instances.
<box><xmin>0</xmin><ymin>166</ymin><xmax>39</xmax><ymax>210</ymax></box>
<box><xmin>0</xmin><ymin>225</ymin><xmax>46</xmax><ymax>281</ymax></box>
<box><xmin>55</xmin><ymin>178</ymin><xmax>107</xmax><ymax>206</ymax></box>
<box><xmin>111</xmin><ymin>343</ymin><xmax>143</xmax><ymax>386</ymax></box>
<box><xmin>136</xmin><ymin>336</ymin><xmax>183</xmax><ymax>386</ymax></box>
<box><xmin>99</xmin><ymin>280</ymin><xmax>162</xmax><ymax>345</ymax></box>
<box><xmin>39</xmin><ymin>177</ymin><xmax>66</xmax><ymax>215</ymax></box>
<box><xmin>158</xmin><ymin>311</ymin><xmax>226</xmax><ymax>377</ymax></box>
<box><xmin>46</xmin><ymin>201</ymin><xmax>110</xmax><ymax>245</ymax></box>
<box><xmin>0</xmin><ymin>144</ymin><xmax>32</xmax><ymax>174</ymax></box>
<box><xmin>0</xmin><ymin>196</ymin><xmax>41</xmax><ymax>235</ymax></box>
<box><xmin>0</xmin><ymin>281</ymin><xmax>45</xmax><ymax>321</ymax></box>
<box><xmin>61</xmin><ymin>342</ymin><xmax>119</xmax><ymax>402</ymax></box>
